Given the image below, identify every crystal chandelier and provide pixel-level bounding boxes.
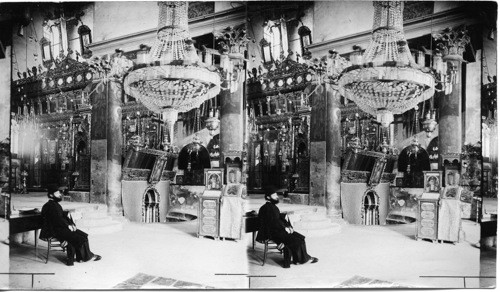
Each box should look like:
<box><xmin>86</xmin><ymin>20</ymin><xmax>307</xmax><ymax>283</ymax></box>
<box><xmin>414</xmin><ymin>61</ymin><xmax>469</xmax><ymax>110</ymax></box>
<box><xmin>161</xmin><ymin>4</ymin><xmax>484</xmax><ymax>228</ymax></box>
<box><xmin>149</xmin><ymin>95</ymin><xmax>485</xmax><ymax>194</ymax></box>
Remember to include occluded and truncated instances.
<box><xmin>124</xmin><ymin>2</ymin><xmax>221</xmax><ymax>118</ymax></box>
<box><xmin>338</xmin><ymin>1</ymin><xmax>435</xmax><ymax>127</ymax></box>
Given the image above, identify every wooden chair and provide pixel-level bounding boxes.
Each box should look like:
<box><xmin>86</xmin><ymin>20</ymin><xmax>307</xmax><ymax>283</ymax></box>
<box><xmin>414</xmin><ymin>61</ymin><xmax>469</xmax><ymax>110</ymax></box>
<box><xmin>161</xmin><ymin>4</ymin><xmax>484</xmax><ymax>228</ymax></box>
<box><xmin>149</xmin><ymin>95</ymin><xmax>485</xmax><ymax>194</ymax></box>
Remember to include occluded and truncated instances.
<box><xmin>39</xmin><ymin>216</ymin><xmax>66</xmax><ymax>264</ymax></box>
<box><xmin>259</xmin><ymin>239</ymin><xmax>282</xmax><ymax>266</ymax></box>
<box><xmin>39</xmin><ymin>237</ymin><xmax>66</xmax><ymax>264</ymax></box>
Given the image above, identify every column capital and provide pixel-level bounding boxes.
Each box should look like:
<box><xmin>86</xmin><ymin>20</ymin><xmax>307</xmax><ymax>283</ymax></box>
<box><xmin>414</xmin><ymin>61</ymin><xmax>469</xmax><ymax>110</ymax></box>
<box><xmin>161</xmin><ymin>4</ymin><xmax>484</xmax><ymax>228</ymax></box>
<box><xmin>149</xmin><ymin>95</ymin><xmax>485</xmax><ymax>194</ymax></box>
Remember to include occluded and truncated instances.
<box><xmin>433</xmin><ymin>25</ymin><xmax>470</xmax><ymax>62</ymax></box>
<box><xmin>215</xmin><ymin>25</ymin><xmax>250</xmax><ymax>57</ymax></box>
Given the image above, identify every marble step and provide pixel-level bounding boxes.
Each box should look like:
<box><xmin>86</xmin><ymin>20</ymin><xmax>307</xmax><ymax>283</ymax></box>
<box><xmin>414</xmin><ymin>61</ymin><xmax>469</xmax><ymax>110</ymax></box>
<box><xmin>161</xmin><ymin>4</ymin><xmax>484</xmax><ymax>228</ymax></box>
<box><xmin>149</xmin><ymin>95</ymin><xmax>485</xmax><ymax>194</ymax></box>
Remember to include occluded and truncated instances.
<box><xmin>75</xmin><ymin>216</ymin><xmax>114</xmax><ymax>227</ymax></box>
<box><xmin>296</xmin><ymin>213</ymin><xmax>329</xmax><ymax>222</ymax></box>
<box><xmin>295</xmin><ymin>223</ymin><xmax>342</xmax><ymax>237</ymax></box>
<box><xmin>293</xmin><ymin>219</ymin><xmax>335</xmax><ymax>230</ymax></box>
<box><xmin>79</xmin><ymin>220</ymin><xmax>123</xmax><ymax>235</ymax></box>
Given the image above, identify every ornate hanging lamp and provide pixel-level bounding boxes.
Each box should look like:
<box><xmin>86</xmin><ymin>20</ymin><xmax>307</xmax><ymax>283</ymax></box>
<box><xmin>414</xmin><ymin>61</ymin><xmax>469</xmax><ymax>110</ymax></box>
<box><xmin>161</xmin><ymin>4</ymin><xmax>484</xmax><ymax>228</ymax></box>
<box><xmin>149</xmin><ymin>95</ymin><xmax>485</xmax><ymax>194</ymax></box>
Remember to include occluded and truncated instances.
<box><xmin>338</xmin><ymin>1</ymin><xmax>435</xmax><ymax>127</ymax></box>
<box><xmin>124</xmin><ymin>2</ymin><xmax>221</xmax><ymax>118</ymax></box>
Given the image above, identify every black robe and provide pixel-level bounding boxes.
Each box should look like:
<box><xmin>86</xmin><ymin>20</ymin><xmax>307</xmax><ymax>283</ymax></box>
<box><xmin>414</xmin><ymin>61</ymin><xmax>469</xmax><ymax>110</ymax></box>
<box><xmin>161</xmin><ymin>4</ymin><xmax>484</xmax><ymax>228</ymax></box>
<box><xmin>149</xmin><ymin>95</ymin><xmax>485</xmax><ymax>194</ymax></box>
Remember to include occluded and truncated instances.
<box><xmin>256</xmin><ymin>202</ymin><xmax>311</xmax><ymax>267</ymax></box>
<box><xmin>40</xmin><ymin>199</ymin><xmax>94</xmax><ymax>262</ymax></box>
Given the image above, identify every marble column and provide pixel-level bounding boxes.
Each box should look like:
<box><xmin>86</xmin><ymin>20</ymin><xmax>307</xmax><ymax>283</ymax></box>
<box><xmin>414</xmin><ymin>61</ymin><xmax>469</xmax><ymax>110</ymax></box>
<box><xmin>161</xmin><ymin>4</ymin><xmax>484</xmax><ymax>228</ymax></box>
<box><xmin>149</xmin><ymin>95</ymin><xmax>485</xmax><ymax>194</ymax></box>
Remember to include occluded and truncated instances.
<box><xmin>464</xmin><ymin>50</ymin><xmax>482</xmax><ymax>144</ymax></box>
<box><xmin>436</xmin><ymin>27</ymin><xmax>469</xmax><ymax>167</ymax></box>
<box><xmin>220</xmin><ymin>55</ymin><xmax>244</xmax><ymax>162</ymax></box>
<box><xmin>325</xmin><ymin>86</ymin><xmax>342</xmax><ymax>218</ymax></box>
<box><xmin>106</xmin><ymin>80</ymin><xmax>123</xmax><ymax>216</ymax></box>
<box><xmin>309</xmin><ymin>84</ymin><xmax>326</xmax><ymax>206</ymax></box>
<box><xmin>89</xmin><ymin>82</ymin><xmax>108</xmax><ymax>205</ymax></box>
<box><xmin>438</xmin><ymin>57</ymin><xmax>463</xmax><ymax>166</ymax></box>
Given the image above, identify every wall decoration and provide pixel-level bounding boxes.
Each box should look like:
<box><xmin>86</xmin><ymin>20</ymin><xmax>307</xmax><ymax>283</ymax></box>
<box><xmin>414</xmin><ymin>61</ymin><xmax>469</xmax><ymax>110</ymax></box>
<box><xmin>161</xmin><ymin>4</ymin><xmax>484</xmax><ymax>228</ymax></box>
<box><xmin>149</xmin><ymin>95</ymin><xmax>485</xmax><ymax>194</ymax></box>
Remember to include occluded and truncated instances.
<box><xmin>205</xmin><ymin>168</ymin><xmax>223</xmax><ymax>190</ymax></box>
<box><xmin>369</xmin><ymin>158</ymin><xmax>386</xmax><ymax>186</ymax></box>
<box><xmin>423</xmin><ymin>171</ymin><xmax>442</xmax><ymax>193</ymax></box>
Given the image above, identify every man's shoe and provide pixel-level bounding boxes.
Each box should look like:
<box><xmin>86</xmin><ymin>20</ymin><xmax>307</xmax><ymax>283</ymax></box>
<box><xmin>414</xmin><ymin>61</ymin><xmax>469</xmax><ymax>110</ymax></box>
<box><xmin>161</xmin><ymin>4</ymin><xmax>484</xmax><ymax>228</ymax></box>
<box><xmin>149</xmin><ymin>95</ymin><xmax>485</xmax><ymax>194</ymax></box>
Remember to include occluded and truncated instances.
<box><xmin>93</xmin><ymin>255</ymin><xmax>102</xmax><ymax>261</ymax></box>
<box><xmin>310</xmin><ymin>257</ymin><xmax>319</xmax><ymax>264</ymax></box>
<box><xmin>66</xmin><ymin>260</ymin><xmax>74</xmax><ymax>266</ymax></box>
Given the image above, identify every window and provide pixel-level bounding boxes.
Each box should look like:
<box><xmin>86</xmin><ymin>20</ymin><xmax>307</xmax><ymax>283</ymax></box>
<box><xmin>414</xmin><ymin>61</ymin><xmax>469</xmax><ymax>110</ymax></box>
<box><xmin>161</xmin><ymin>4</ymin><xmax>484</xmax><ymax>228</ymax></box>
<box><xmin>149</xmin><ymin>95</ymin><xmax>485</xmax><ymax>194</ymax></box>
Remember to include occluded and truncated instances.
<box><xmin>43</xmin><ymin>19</ymin><xmax>68</xmax><ymax>60</ymax></box>
<box><xmin>264</xmin><ymin>19</ymin><xmax>288</xmax><ymax>61</ymax></box>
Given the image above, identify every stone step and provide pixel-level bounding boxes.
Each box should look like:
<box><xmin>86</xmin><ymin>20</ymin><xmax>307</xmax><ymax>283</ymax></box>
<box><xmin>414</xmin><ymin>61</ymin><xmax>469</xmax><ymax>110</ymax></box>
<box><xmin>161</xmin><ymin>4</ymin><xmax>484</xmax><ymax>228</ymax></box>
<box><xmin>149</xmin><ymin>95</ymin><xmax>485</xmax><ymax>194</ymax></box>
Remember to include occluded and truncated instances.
<box><xmin>293</xmin><ymin>219</ymin><xmax>334</xmax><ymax>230</ymax></box>
<box><xmin>79</xmin><ymin>221</ymin><xmax>123</xmax><ymax>235</ymax></box>
<box><xmin>80</xmin><ymin>210</ymin><xmax>110</xmax><ymax>219</ymax></box>
<box><xmin>297</xmin><ymin>213</ymin><xmax>329</xmax><ymax>222</ymax></box>
<box><xmin>75</xmin><ymin>216</ymin><xmax>114</xmax><ymax>227</ymax></box>
<box><xmin>295</xmin><ymin>223</ymin><xmax>342</xmax><ymax>237</ymax></box>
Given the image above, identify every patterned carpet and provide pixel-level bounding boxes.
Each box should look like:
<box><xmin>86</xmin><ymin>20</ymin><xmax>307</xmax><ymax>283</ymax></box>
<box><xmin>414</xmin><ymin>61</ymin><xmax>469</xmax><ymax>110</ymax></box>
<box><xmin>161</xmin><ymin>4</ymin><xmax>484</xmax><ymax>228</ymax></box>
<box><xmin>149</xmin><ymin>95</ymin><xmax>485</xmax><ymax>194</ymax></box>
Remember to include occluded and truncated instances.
<box><xmin>334</xmin><ymin>275</ymin><xmax>412</xmax><ymax>288</ymax></box>
<box><xmin>113</xmin><ymin>273</ymin><xmax>214</xmax><ymax>289</ymax></box>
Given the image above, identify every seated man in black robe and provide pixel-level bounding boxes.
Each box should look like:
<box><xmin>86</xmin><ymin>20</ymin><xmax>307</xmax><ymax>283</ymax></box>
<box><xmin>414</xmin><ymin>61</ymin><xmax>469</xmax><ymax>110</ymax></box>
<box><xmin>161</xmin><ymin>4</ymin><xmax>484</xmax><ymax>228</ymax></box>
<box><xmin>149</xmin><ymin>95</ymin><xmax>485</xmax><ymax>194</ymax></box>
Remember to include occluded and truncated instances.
<box><xmin>256</xmin><ymin>189</ymin><xmax>318</xmax><ymax>268</ymax></box>
<box><xmin>40</xmin><ymin>185</ymin><xmax>101</xmax><ymax>266</ymax></box>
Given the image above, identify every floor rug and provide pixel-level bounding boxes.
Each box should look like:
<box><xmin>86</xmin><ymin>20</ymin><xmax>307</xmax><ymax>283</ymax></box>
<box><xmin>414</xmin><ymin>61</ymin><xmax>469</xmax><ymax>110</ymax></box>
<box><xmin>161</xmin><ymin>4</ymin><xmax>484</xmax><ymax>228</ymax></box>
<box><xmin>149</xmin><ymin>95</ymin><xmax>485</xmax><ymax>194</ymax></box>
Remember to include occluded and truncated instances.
<box><xmin>334</xmin><ymin>275</ymin><xmax>412</xmax><ymax>288</ymax></box>
<box><xmin>113</xmin><ymin>273</ymin><xmax>214</xmax><ymax>289</ymax></box>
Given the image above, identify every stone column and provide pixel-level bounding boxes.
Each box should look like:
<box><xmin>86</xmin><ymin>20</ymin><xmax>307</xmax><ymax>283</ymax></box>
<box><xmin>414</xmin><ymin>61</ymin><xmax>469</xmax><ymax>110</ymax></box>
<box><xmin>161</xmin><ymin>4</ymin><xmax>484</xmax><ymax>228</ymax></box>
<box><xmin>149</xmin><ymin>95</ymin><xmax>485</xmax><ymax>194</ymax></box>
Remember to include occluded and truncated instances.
<box><xmin>464</xmin><ymin>50</ymin><xmax>482</xmax><ymax>144</ymax></box>
<box><xmin>89</xmin><ymin>52</ymin><xmax>132</xmax><ymax>214</ymax></box>
<box><xmin>309</xmin><ymin>84</ymin><xmax>326</xmax><ymax>206</ymax></box>
<box><xmin>438</xmin><ymin>57</ymin><xmax>463</xmax><ymax>164</ymax></box>
<box><xmin>106</xmin><ymin>79</ymin><xmax>123</xmax><ymax>216</ymax></box>
<box><xmin>435</xmin><ymin>27</ymin><xmax>470</xmax><ymax>167</ymax></box>
<box><xmin>220</xmin><ymin>55</ymin><xmax>244</xmax><ymax>162</ymax></box>
<box><xmin>89</xmin><ymin>83</ymin><xmax>108</xmax><ymax>205</ymax></box>
<box><xmin>325</xmin><ymin>86</ymin><xmax>343</xmax><ymax>218</ymax></box>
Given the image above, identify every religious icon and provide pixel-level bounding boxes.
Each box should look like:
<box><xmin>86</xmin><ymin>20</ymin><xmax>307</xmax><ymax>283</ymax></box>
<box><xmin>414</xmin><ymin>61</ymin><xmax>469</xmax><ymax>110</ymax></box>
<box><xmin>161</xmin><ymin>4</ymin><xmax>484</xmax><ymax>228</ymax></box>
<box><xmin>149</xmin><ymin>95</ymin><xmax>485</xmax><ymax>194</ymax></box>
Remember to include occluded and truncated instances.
<box><xmin>148</xmin><ymin>155</ymin><xmax>168</xmax><ymax>185</ymax></box>
<box><xmin>204</xmin><ymin>168</ymin><xmax>223</xmax><ymax>190</ymax></box>
<box><xmin>444</xmin><ymin>167</ymin><xmax>460</xmax><ymax>186</ymax></box>
<box><xmin>369</xmin><ymin>157</ymin><xmax>386</xmax><ymax>186</ymax></box>
<box><xmin>226</xmin><ymin>166</ymin><xmax>241</xmax><ymax>184</ymax></box>
<box><xmin>423</xmin><ymin>171</ymin><xmax>442</xmax><ymax>193</ymax></box>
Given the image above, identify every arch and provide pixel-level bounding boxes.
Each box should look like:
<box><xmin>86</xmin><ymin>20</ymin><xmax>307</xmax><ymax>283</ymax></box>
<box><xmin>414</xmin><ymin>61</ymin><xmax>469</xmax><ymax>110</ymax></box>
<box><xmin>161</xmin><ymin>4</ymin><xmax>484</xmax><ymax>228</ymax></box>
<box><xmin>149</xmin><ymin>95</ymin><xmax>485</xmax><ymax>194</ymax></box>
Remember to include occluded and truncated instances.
<box><xmin>142</xmin><ymin>187</ymin><xmax>160</xmax><ymax>223</ymax></box>
<box><xmin>178</xmin><ymin>142</ymin><xmax>211</xmax><ymax>170</ymax></box>
<box><xmin>361</xmin><ymin>189</ymin><xmax>380</xmax><ymax>225</ymax></box>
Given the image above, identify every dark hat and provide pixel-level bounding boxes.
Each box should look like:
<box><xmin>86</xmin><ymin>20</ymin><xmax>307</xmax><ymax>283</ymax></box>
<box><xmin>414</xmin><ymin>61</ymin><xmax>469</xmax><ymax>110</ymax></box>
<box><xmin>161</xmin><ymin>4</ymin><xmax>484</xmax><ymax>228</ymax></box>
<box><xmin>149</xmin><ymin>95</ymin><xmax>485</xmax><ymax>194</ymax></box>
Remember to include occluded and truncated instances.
<box><xmin>264</xmin><ymin>186</ymin><xmax>279</xmax><ymax>199</ymax></box>
<box><xmin>47</xmin><ymin>184</ymin><xmax>59</xmax><ymax>197</ymax></box>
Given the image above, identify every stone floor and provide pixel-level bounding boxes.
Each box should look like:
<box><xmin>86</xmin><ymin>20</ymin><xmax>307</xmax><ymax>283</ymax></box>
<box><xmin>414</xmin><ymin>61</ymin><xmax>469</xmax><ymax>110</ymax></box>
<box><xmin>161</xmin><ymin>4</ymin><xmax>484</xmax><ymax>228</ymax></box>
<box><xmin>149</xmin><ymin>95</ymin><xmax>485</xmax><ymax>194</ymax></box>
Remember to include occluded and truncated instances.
<box><xmin>247</xmin><ymin>222</ymin><xmax>483</xmax><ymax>289</ymax></box>
<box><xmin>5</xmin><ymin>193</ymin><xmax>496</xmax><ymax>289</ymax></box>
<box><xmin>9</xmin><ymin>220</ymin><xmax>248</xmax><ymax>289</ymax></box>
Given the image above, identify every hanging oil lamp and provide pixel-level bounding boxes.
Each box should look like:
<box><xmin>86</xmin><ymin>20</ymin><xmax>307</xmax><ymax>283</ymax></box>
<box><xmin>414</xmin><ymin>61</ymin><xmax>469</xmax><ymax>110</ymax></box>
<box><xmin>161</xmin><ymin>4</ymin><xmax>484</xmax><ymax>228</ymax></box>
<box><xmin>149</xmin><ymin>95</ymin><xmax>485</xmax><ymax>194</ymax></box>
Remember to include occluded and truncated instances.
<box><xmin>380</xmin><ymin>136</ymin><xmax>390</xmax><ymax>154</ymax></box>
<box><xmin>205</xmin><ymin>107</ymin><xmax>220</xmax><ymax>137</ymax></box>
<box><xmin>421</xmin><ymin>110</ymin><xmax>437</xmax><ymax>138</ymax></box>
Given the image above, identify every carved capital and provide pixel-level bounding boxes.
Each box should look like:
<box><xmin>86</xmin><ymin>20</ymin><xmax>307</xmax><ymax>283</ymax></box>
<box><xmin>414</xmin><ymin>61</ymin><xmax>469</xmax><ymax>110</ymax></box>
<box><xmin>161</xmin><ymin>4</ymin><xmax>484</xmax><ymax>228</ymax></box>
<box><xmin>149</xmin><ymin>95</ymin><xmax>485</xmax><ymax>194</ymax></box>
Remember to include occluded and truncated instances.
<box><xmin>215</xmin><ymin>25</ymin><xmax>250</xmax><ymax>57</ymax></box>
<box><xmin>433</xmin><ymin>25</ymin><xmax>470</xmax><ymax>62</ymax></box>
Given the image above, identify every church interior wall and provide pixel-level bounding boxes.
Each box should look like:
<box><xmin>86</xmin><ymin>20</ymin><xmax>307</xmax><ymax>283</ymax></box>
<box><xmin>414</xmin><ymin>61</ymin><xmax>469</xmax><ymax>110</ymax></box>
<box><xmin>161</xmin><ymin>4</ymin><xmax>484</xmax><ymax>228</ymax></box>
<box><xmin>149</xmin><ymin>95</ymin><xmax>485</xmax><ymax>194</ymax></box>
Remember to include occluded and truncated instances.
<box><xmin>312</xmin><ymin>1</ymin><xmax>373</xmax><ymax>44</ymax></box>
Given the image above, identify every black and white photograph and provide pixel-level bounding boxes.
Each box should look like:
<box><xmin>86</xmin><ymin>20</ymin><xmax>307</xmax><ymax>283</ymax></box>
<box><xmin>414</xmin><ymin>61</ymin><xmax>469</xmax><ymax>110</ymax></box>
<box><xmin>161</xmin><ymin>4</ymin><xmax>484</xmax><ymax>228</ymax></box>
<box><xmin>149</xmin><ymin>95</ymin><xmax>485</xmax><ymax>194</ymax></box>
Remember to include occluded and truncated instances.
<box><xmin>0</xmin><ymin>0</ymin><xmax>497</xmax><ymax>290</ymax></box>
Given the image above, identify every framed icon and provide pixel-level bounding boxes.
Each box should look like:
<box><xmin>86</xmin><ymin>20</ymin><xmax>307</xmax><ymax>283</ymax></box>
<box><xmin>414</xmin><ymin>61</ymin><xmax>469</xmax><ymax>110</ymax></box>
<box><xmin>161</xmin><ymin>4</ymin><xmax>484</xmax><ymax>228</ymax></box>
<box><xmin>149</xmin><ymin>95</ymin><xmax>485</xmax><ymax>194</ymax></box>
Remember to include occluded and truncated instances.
<box><xmin>204</xmin><ymin>168</ymin><xmax>223</xmax><ymax>190</ymax></box>
<box><xmin>423</xmin><ymin>171</ymin><xmax>442</xmax><ymax>193</ymax></box>
<box><xmin>148</xmin><ymin>155</ymin><xmax>168</xmax><ymax>185</ymax></box>
<box><xmin>226</xmin><ymin>166</ymin><xmax>241</xmax><ymax>184</ymax></box>
<box><xmin>369</xmin><ymin>158</ymin><xmax>386</xmax><ymax>186</ymax></box>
